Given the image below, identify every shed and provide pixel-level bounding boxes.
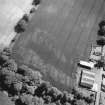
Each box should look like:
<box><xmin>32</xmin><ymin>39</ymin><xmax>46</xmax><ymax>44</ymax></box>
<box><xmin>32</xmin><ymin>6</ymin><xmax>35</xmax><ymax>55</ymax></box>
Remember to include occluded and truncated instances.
<box><xmin>78</xmin><ymin>60</ymin><xmax>95</xmax><ymax>69</ymax></box>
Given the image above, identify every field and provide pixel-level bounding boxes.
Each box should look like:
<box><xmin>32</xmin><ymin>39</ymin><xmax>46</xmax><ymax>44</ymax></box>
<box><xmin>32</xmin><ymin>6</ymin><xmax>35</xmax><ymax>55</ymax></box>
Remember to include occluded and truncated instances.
<box><xmin>12</xmin><ymin>0</ymin><xmax>105</xmax><ymax>91</ymax></box>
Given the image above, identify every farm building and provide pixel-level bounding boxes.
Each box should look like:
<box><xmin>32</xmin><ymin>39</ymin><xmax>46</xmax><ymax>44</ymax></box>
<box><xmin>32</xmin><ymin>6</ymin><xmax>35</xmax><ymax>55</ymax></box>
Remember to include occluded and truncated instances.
<box><xmin>78</xmin><ymin>60</ymin><xmax>95</xmax><ymax>69</ymax></box>
<box><xmin>80</xmin><ymin>70</ymin><xmax>95</xmax><ymax>89</ymax></box>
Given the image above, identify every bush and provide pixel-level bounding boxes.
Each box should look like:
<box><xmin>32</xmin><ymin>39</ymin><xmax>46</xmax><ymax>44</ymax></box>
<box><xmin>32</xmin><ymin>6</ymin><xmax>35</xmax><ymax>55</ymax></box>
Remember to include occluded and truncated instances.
<box><xmin>14</xmin><ymin>19</ymin><xmax>26</xmax><ymax>33</ymax></box>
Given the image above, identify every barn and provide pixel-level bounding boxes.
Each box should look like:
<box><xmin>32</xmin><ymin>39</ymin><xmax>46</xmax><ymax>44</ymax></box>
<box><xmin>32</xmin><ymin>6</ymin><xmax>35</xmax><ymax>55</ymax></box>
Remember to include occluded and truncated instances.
<box><xmin>80</xmin><ymin>70</ymin><xmax>95</xmax><ymax>89</ymax></box>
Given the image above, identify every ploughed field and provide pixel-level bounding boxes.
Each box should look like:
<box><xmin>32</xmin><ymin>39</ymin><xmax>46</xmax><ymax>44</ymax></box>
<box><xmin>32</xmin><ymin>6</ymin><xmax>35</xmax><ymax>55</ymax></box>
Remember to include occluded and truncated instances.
<box><xmin>12</xmin><ymin>0</ymin><xmax>105</xmax><ymax>91</ymax></box>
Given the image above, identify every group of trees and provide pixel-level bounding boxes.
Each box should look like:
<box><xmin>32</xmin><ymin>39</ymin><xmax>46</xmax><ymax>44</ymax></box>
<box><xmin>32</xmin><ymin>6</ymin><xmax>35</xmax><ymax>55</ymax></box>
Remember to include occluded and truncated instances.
<box><xmin>97</xmin><ymin>20</ymin><xmax>105</xmax><ymax>37</ymax></box>
<box><xmin>14</xmin><ymin>0</ymin><xmax>42</xmax><ymax>34</ymax></box>
<box><xmin>0</xmin><ymin>47</ymin><xmax>42</xmax><ymax>102</ymax></box>
<box><xmin>93</xmin><ymin>20</ymin><xmax>105</xmax><ymax>68</ymax></box>
<box><xmin>0</xmin><ymin>47</ymin><xmax>95</xmax><ymax>105</ymax></box>
<box><xmin>14</xmin><ymin>14</ymin><xmax>29</xmax><ymax>34</ymax></box>
<box><xmin>32</xmin><ymin>0</ymin><xmax>41</xmax><ymax>6</ymax></box>
<box><xmin>97</xmin><ymin>20</ymin><xmax>105</xmax><ymax>46</ymax></box>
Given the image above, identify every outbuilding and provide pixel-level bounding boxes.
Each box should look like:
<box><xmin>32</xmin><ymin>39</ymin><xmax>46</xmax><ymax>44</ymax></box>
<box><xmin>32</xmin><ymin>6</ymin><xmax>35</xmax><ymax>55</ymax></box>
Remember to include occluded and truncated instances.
<box><xmin>80</xmin><ymin>70</ymin><xmax>95</xmax><ymax>89</ymax></box>
<box><xmin>78</xmin><ymin>60</ymin><xmax>95</xmax><ymax>69</ymax></box>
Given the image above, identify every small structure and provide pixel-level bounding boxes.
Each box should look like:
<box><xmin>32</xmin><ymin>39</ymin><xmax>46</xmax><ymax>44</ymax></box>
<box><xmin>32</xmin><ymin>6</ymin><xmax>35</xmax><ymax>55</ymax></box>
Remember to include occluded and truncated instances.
<box><xmin>89</xmin><ymin>45</ymin><xmax>102</xmax><ymax>61</ymax></box>
<box><xmin>80</xmin><ymin>70</ymin><xmax>95</xmax><ymax>89</ymax></box>
<box><xmin>78</xmin><ymin>60</ymin><xmax>95</xmax><ymax>69</ymax></box>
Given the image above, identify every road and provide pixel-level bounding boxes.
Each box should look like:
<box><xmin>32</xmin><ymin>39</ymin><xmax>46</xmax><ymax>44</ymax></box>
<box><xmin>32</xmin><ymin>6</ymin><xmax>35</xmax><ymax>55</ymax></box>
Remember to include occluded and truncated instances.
<box><xmin>95</xmin><ymin>68</ymin><xmax>103</xmax><ymax>105</ymax></box>
<box><xmin>96</xmin><ymin>69</ymin><xmax>105</xmax><ymax>105</ymax></box>
<box><xmin>12</xmin><ymin>0</ymin><xmax>105</xmax><ymax>90</ymax></box>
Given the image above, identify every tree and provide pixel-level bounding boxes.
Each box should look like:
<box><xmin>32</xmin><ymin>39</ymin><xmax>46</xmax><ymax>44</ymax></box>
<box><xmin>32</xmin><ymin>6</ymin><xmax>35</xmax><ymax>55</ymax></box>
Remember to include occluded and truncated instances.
<box><xmin>3</xmin><ymin>59</ymin><xmax>18</xmax><ymax>72</ymax></box>
<box><xmin>3</xmin><ymin>70</ymin><xmax>16</xmax><ymax>88</ymax></box>
<box><xmin>56</xmin><ymin>100</ymin><xmax>62</xmax><ymax>105</ymax></box>
<box><xmin>0</xmin><ymin>68</ymin><xmax>10</xmax><ymax>88</ymax></box>
<box><xmin>43</xmin><ymin>95</ymin><xmax>52</xmax><ymax>104</ymax></box>
<box><xmin>84</xmin><ymin>96</ymin><xmax>94</xmax><ymax>104</ymax></box>
<box><xmin>14</xmin><ymin>19</ymin><xmax>26</xmax><ymax>33</ymax></box>
<box><xmin>74</xmin><ymin>92</ymin><xmax>83</xmax><ymax>100</ymax></box>
<box><xmin>2</xmin><ymin>71</ymin><xmax>22</xmax><ymax>95</ymax></box>
<box><xmin>97</xmin><ymin>38</ymin><xmax>105</xmax><ymax>46</ymax></box>
<box><xmin>12</xmin><ymin>82</ymin><xmax>23</xmax><ymax>95</ymax></box>
<box><xmin>22</xmin><ymin>76</ymin><xmax>30</xmax><ymax>84</ymax></box>
<box><xmin>94</xmin><ymin>60</ymin><xmax>104</xmax><ymax>68</ymax></box>
<box><xmin>35</xmin><ymin>82</ymin><xmax>51</xmax><ymax>97</ymax></box>
<box><xmin>32</xmin><ymin>0</ymin><xmax>41</xmax><ymax>6</ymax></box>
<box><xmin>60</xmin><ymin>91</ymin><xmax>69</xmax><ymax>104</ymax></box>
<box><xmin>97</xmin><ymin>29</ymin><xmax>105</xmax><ymax>36</ymax></box>
<box><xmin>25</xmin><ymin>85</ymin><xmax>37</xmax><ymax>95</ymax></box>
<box><xmin>0</xmin><ymin>67</ymin><xmax>23</xmax><ymax>95</ymax></box>
<box><xmin>1</xmin><ymin>47</ymin><xmax>12</xmax><ymax>57</ymax></box>
<box><xmin>71</xmin><ymin>88</ymin><xmax>77</xmax><ymax>95</ymax></box>
<box><xmin>0</xmin><ymin>53</ymin><xmax>9</xmax><ymax>66</ymax></box>
<box><xmin>19</xmin><ymin>93</ymin><xmax>33</xmax><ymax>105</ymax></box>
<box><xmin>32</xmin><ymin>96</ymin><xmax>44</xmax><ymax>105</ymax></box>
<box><xmin>47</xmin><ymin>103</ymin><xmax>56</xmax><ymax>105</ymax></box>
<box><xmin>22</xmin><ymin>14</ymin><xmax>29</xmax><ymax>22</ymax></box>
<box><xmin>0</xmin><ymin>47</ymin><xmax>12</xmax><ymax>66</ymax></box>
<box><xmin>30</xmin><ymin>8</ymin><xmax>36</xmax><ymax>14</ymax></box>
<box><xmin>99</xmin><ymin>20</ymin><xmax>105</xmax><ymax>29</ymax></box>
<box><xmin>0</xmin><ymin>92</ymin><xmax>14</xmax><ymax>105</ymax></box>
<box><xmin>18</xmin><ymin>65</ymin><xmax>33</xmax><ymax>77</ymax></box>
<box><xmin>75</xmin><ymin>100</ymin><xmax>85</xmax><ymax>105</ymax></box>
<box><xmin>47</xmin><ymin>87</ymin><xmax>62</xmax><ymax>102</ymax></box>
<box><xmin>64</xmin><ymin>102</ymin><xmax>71</xmax><ymax>105</ymax></box>
<box><xmin>71</xmin><ymin>99</ymin><xmax>77</xmax><ymax>105</ymax></box>
<box><xmin>18</xmin><ymin>65</ymin><xmax>42</xmax><ymax>86</ymax></box>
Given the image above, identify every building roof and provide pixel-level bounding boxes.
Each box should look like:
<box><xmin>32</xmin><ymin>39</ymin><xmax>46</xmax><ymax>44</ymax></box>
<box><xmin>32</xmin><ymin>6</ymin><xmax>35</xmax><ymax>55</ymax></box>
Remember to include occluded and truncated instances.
<box><xmin>79</xmin><ymin>60</ymin><xmax>95</xmax><ymax>69</ymax></box>
<box><xmin>80</xmin><ymin>70</ymin><xmax>95</xmax><ymax>88</ymax></box>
